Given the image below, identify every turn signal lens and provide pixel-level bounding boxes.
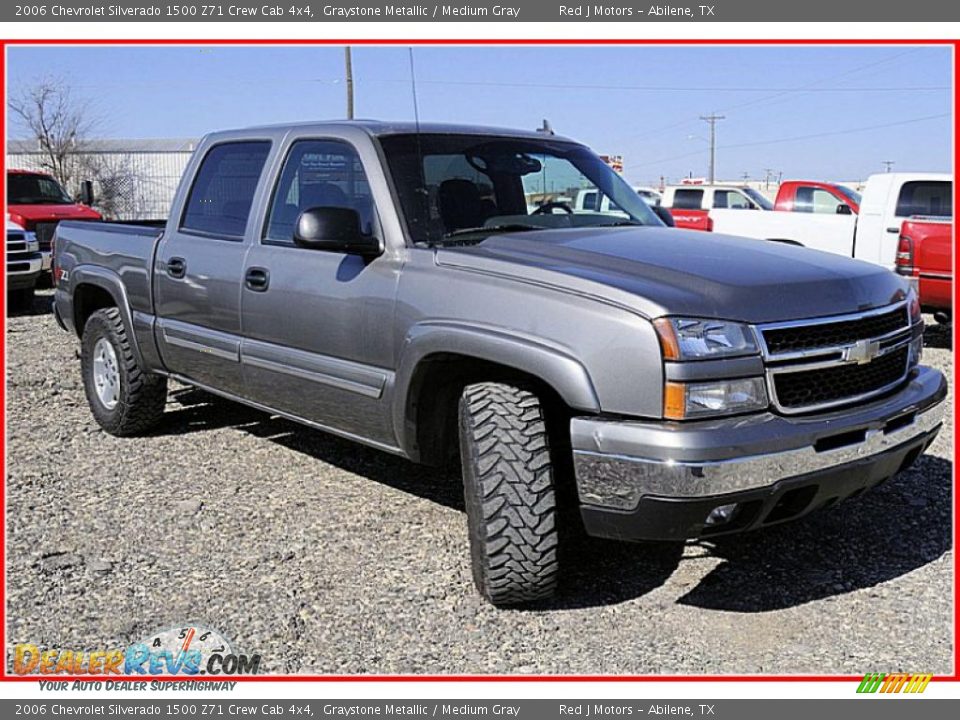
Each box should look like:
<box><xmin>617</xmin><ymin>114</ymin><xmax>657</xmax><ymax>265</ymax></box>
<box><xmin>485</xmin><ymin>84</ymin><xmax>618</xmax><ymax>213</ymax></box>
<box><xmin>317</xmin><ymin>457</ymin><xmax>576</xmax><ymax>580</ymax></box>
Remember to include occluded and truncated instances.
<box><xmin>654</xmin><ymin>318</ymin><xmax>681</xmax><ymax>360</ymax></box>
<box><xmin>664</xmin><ymin>382</ymin><xmax>687</xmax><ymax>419</ymax></box>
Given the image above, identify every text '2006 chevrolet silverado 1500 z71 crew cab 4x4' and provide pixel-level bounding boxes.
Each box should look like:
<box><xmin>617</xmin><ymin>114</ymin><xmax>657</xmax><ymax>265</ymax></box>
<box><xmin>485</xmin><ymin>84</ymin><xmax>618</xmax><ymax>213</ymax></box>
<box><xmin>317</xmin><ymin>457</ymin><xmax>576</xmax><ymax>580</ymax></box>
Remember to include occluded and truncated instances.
<box><xmin>53</xmin><ymin>122</ymin><xmax>946</xmax><ymax>605</ymax></box>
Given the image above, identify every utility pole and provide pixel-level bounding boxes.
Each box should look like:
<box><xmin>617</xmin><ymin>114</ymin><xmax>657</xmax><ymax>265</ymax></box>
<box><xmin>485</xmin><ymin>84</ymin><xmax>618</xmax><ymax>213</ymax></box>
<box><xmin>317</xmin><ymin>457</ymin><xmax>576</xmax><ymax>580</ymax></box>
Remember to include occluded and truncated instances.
<box><xmin>344</xmin><ymin>46</ymin><xmax>354</xmax><ymax>119</ymax></box>
<box><xmin>763</xmin><ymin>168</ymin><xmax>775</xmax><ymax>189</ymax></box>
<box><xmin>741</xmin><ymin>171</ymin><xmax>750</xmax><ymax>183</ymax></box>
<box><xmin>882</xmin><ymin>160</ymin><xmax>895</xmax><ymax>173</ymax></box>
<box><xmin>700</xmin><ymin>114</ymin><xmax>725</xmax><ymax>184</ymax></box>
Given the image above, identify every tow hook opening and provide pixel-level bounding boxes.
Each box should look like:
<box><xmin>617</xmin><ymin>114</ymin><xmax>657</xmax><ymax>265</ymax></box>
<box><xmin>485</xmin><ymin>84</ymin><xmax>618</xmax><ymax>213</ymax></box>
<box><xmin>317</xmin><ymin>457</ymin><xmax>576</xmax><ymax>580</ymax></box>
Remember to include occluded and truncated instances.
<box><xmin>884</xmin><ymin>412</ymin><xmax>917</xmax><ymax>435</ymax></box>
<box><xmin>815</xmin><ymin>429</ymin><xmax>866</xmax><ymax>453</ymax></box>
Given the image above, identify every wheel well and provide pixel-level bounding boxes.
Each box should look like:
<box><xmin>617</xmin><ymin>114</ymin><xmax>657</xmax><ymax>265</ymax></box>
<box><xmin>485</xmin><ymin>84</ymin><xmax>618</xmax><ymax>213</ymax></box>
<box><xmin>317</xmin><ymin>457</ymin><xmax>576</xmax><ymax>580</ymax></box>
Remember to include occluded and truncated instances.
<box><xmin>73</xmin><ymin>283</ymin><xmax>117</xmax><ymax>336</ymax></box>
<box><xmin>406</xmin><ymin>353</ymin><xmax>572</xmax><ymax>468</ymax></box>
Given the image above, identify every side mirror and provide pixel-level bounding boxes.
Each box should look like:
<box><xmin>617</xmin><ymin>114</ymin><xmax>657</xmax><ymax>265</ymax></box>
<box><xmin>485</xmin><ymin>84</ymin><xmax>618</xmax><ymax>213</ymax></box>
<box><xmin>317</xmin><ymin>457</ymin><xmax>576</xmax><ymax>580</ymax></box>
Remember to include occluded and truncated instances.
<box><xmin>79</xmin><ymin>180</ymin><xmax>95</xmax><ymax>206</ymax></box>
<box><xmin>836</xmin><ymin>203</ymin><xmax>853</xmax><ymax>215</ymax></box>
<box><xmin>652</xmin><ymin>205</ymin><xmax>675</xmax><ymax>227</ymax></box>
<box><xmin>293</xmin><ymin>207</ymin><xmax>382</xmax><ymax>257</ymax></box>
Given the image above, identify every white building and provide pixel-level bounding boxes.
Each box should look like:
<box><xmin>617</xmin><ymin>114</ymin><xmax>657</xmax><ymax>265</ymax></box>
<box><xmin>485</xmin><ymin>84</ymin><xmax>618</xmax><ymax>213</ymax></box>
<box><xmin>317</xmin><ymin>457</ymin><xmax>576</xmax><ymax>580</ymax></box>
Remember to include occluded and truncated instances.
<box><xmin>6</xmin><ymin>138</ymin><xmax>197</xmax><ymax>220</ymax></box>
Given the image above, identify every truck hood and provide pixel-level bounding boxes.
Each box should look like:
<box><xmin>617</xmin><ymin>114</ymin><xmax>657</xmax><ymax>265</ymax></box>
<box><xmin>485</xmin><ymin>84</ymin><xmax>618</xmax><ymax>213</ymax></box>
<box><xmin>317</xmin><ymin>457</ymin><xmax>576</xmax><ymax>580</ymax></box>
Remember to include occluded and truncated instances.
<box><xmin>436</xmin><ymin>227</ymin><xmax>907</xmax><ymax>323</ymax></box>
<box><xmin>8</xmin><ymin>203</ymin><xmax>102</xmax><ymax>226</ymax></box>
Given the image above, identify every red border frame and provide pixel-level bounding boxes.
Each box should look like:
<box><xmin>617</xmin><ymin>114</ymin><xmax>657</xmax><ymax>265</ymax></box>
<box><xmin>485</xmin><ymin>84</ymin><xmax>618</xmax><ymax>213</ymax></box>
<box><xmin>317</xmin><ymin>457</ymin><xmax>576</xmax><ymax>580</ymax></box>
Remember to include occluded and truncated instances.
<box><xmin>0</xmin><ymin>36</ymin><xmax>956</xmax><ymax>684</ymax></box>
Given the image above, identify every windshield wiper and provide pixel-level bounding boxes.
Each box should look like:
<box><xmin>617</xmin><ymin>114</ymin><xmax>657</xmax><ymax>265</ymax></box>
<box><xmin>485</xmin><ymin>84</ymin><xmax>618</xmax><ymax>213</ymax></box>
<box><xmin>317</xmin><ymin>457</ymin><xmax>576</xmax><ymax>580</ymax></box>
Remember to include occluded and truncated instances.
<box><xmin>428</xmin><ymin>223</ymin><xmax>548</xmax><ymax>246</ymax></box>
<box><xmin>443</xmin><ymin>223</ymin><xmax>546</xmax><ymax>239</ymax></box>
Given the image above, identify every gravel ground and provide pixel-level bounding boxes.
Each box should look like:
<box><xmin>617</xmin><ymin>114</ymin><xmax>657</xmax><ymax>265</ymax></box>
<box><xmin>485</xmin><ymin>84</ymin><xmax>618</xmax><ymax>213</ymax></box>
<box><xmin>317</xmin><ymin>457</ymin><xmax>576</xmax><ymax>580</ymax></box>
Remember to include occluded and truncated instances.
<box><xmin>5</xmin><ymin>290</ymin><xmax>954</xmax><ymax>675</ymax></box>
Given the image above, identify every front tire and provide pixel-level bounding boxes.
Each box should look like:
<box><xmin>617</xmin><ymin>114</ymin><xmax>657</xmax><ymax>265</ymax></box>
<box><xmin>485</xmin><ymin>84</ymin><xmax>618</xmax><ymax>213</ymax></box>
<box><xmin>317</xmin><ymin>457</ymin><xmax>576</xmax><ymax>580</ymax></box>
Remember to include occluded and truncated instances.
<box><xmin>458</xmin><ymin>382</ymin><xmax>559</xmax><ymax>605</ymax></box>
<box><xmin>81</xmin><ymin>308</ymin><xmax>167</xmax><ymax>436</ymax></box>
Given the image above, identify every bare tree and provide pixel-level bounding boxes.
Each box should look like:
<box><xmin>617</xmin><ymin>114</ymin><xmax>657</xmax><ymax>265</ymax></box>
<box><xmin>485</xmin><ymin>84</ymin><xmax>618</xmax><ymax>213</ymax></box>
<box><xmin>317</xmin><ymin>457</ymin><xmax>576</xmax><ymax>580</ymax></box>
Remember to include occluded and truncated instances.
<box><xmin>8</xmin><ymin>77</ymin><xmax>99</xmax><ymax>188</ymax></box>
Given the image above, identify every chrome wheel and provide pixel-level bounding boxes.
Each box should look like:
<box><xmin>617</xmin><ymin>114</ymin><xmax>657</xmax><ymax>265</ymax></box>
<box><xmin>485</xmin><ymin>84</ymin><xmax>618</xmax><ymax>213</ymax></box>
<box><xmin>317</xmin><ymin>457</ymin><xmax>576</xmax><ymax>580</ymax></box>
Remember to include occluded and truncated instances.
<box><xmin>92</xmin><ymin>337</ymin><xmax>120</xmax><ymax>410</ymax></box>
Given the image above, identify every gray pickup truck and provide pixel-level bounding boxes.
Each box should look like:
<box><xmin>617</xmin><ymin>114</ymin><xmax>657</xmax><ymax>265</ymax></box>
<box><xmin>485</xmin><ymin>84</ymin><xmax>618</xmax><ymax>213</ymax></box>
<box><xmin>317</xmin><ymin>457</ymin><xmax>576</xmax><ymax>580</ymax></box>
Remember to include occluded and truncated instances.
<box><xmin>53</xmin><ymin>121</ymin><xmax>946</xmax><ymax>605</ymax></box>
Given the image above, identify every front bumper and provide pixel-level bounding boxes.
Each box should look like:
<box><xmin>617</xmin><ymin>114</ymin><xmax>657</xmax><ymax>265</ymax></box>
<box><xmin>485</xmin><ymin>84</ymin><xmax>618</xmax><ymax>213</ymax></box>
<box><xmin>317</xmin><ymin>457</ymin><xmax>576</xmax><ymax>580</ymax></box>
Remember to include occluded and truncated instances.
<box><xmin>572</xmin><ymin>366</ymin><xmax>946</xmax><ymax>541</ymax></box>
<box><xmin>6</xmin><ymin>256</ymin><xmax>43</xmax><ymax>290</ymax></box>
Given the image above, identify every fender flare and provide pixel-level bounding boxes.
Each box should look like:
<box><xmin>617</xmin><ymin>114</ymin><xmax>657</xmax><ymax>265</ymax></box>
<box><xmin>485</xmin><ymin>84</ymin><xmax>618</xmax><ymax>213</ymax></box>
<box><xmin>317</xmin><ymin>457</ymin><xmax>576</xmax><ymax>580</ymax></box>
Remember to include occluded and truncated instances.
<box><xmin>392</xmin><ymin>321</ymin><xmax>601</xmax><ymax>457</ymax></box>
<box><xmin>69</xmin><ymin>265</ymin><xmax>146</xmax><ymax>368</ymax></box>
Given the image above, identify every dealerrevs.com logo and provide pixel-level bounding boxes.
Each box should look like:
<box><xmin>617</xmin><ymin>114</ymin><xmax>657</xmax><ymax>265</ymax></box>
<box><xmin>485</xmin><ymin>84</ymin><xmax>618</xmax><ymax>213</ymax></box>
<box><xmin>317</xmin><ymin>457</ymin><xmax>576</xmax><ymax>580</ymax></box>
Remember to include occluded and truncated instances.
<box><xmin>13</xmin><ymin>625</ymin><xmax>261</xmax><ymax>676</ymax></box>
<box><xmin>856</xmin><ymin>673</ymin><xmax>932</xmax><ymax>694</ymax></box>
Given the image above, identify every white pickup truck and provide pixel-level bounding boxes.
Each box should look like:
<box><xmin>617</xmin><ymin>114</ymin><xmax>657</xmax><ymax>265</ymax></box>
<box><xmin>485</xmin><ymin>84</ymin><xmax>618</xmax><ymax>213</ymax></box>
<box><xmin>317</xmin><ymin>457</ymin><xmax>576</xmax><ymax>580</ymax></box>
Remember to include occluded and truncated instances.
<box><xmin>709</xmin><ymin>173</ymin><xmax>952</xmax><ymax>269</ymax></box>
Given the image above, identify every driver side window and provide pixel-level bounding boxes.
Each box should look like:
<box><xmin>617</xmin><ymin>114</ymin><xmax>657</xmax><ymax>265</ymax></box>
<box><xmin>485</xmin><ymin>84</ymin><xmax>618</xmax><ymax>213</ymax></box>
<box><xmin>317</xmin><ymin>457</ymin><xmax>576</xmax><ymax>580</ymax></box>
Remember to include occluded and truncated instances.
<box><xmin>264</xmin><ymin>139</ymin><xmax>375</xmax><ymax>245</ymax></box>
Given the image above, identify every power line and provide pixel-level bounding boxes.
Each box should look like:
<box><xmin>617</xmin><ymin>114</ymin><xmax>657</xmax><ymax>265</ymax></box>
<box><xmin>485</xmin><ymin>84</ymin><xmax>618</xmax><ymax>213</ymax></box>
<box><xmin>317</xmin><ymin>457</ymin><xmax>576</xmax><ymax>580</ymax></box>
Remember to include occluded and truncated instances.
<box><xmin>634</xmin><ymin>112</ymin><xmax>950</xmax><ymax>168</ymax></box>
<box><xmin>622</xmin><ymin>47</ymin><xmax>931</xmax><ymax>145</ymax></box>
<box><xmin>405</xmin><ymin>79</ymin><xmax>947</xmax><ymax>93</ymax></box>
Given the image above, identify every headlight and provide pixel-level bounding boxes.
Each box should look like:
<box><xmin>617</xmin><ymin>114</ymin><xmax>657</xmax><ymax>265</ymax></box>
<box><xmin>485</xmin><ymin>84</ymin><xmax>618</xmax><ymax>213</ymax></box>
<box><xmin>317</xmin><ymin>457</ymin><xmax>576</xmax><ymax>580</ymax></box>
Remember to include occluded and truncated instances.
<box><xmin>24</xmin><ymin>231</ymin><xmax>39</xmax><ymax>253</ymax></box>
<box><xmin>654</xmin><ymin>317</ymin><xmax>758</xmax><ymax>360</ymax></box>
<box><xmin>907</xmin><ymin>287</ymin><xmax>922</xmax><ymax>324</ymax></box>
<box><xmin>664</xmin><ymin>377</ymin><xmax>768</xmax><ymax>420</ymax></box>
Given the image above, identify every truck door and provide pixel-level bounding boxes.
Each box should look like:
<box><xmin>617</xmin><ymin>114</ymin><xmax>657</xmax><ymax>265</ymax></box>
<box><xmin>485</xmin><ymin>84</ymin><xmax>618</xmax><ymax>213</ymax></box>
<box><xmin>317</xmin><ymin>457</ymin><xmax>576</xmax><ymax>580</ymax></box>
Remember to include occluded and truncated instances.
<box><xmin>238</xmin><ymin>137</ymin><xmax>401</xmax><ymax>448</ymax></box>
<box><xmin>153</xmin><ymin>140</ymin><xmax>272</xmax><ymax>395</ymax></box>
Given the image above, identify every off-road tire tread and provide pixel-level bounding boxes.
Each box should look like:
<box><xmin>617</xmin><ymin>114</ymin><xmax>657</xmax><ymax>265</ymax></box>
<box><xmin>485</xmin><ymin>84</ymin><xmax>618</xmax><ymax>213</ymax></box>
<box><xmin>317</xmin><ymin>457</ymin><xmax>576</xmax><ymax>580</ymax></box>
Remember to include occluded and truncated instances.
<box><xmin>82</xmin><ymin>308</ymin><xmax>167</xmax><ymax>436</ymax></box>
<box><xmin>459</xmin><ymin>382</ymin><xmax>559</xmax><ymax>605</ymax></box>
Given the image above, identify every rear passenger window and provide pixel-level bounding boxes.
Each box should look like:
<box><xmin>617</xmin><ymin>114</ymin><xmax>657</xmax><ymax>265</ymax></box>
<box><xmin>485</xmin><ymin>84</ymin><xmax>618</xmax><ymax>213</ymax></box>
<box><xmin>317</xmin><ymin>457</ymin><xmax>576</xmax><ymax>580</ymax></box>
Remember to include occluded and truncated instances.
<box><xmin>671</xmin><ymin>189</ymin><xmax>704</xmax><ymax>210</ymax></box>
<box><xmin>895</xmin><ymin>181</ymin><xmax>952</xmax><ymax>217</ymax></box>
<box><xmin>264</xmin><ymin>139</ymin><xmax>375</xmax><ymax>245</ymax></box>
<box><xmin>181</xmin><ymin>141</ymin><xmax>271</xmax><ymax>238</ymax></box>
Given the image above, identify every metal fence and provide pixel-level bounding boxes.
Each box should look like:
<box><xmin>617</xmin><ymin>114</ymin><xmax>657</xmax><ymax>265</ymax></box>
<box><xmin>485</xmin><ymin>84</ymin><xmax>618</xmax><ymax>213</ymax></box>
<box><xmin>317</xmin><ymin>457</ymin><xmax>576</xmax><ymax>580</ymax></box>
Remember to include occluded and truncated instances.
<box><xmin>7</xmin><ymin>140</ymin><xmax>196</xmax><ymax>220</ymax></box>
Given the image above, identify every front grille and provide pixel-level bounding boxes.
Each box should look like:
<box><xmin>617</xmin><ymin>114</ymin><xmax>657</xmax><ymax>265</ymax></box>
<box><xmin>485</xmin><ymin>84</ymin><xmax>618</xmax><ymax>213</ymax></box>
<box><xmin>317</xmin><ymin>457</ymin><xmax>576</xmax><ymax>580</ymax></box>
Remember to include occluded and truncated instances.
<box><xmin>33</xmin><ymin>222</ymin><xmax>58</xmax><ymax>252</ymax></box>
<box><xmin>7</xmin><ymin>240</ymin><xmax>27</xmax><ymax>253</ymax></box>
<box><xmin>762</xmin><ymin>306</ymin><xmax>908</xmax><ymax>355</ymax></box>
<box><xmin>773</xmin><ymin>346</ymin><xmax>909</xmax><ymax>410</ymax></box>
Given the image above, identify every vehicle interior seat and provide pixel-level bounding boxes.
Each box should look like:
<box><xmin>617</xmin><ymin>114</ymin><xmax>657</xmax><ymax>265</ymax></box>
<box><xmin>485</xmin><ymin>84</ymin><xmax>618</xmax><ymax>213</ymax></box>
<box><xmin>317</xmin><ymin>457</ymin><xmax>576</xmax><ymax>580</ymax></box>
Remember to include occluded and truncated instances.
<box><xmin>438</xmin><ymin>179</ymin><xmax>490</xmax><ymax>233</ymax></box>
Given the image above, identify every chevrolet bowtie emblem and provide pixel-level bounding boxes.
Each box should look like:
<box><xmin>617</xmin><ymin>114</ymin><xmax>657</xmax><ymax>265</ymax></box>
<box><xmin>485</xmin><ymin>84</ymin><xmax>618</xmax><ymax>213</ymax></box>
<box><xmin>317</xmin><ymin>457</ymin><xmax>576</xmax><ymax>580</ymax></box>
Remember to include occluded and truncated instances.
<box><xmin>842</xmin><ymin>339</ymin><xmax>882</xmax><ymax>365</ymax></box>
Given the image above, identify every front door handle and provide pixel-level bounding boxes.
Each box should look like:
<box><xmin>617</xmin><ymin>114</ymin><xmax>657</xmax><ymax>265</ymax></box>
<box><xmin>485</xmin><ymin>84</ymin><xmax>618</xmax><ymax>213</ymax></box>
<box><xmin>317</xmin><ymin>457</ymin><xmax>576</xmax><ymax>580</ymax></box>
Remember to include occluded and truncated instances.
<box><xmin>886</xmin><ymin>227</ymin><xmax>901</xmax><ymax>233</ymax></box>
<box><xmin>245</xmin><ymin>267</ymin><xmax>270</xmax><ymax>292</ymax></box>
<box><xmin>166</xmin><ymin>257</ymin><xmax>186</xmax><ymax>279</ymax></box>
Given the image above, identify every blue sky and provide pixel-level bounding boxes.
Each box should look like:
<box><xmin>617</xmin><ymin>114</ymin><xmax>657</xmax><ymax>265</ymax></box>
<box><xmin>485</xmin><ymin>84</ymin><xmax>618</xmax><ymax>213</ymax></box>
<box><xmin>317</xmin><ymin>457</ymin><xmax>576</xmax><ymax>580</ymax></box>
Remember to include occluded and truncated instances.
<box><xmin>6</xmin><ymin>45</ymin><xmax>952</xmax><ymax>184</ymax></box>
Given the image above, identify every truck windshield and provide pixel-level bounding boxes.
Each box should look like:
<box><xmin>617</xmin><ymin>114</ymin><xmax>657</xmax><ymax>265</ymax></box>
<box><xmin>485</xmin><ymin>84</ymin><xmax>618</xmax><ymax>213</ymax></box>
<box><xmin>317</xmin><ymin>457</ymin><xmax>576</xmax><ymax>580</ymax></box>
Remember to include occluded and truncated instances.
<box><xmin>740</xmin><ymin>187</ymin><xmax>774</xmax><ymax>210</ymax></box>
<box><xmin>836</xmin><ymin>185</ymin><xmax>862</xmax><ymax>207</ymax></box>
<box><xmin>7</xmin><ymin>173</ymin><xmax>74</xmax><ymax>205</ymax></box>
<box><xmin>378</xmin><ymin>134</ymin><xmax>663</xmax><ymax>246</ymax></box>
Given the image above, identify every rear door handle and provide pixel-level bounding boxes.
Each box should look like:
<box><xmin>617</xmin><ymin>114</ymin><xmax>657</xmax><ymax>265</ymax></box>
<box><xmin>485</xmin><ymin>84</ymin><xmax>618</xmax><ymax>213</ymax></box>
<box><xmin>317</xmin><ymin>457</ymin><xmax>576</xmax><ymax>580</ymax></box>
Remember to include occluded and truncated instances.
<box><xmin>166</xmin><ymin>257</ymin><xmax>186</xmax><ymax>279</ymax></box>
<box><xmin>886</xmin><ymin>227</ymin><xmax>901</xmax><ymax>233</ymax></box>
<box><xmin>245</xmin><ymin>267</ymin><xmax>270</xmax><ymax>292</ymax></box>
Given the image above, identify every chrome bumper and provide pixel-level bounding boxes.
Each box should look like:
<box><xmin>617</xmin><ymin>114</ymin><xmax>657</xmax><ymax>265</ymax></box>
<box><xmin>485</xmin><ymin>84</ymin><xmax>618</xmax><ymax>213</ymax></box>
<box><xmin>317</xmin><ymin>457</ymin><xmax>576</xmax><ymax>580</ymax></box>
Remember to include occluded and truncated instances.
<box><xmin>572</xmin><ymin>366</ymin><xmax>946</xmax><ymax>511</ymax></box>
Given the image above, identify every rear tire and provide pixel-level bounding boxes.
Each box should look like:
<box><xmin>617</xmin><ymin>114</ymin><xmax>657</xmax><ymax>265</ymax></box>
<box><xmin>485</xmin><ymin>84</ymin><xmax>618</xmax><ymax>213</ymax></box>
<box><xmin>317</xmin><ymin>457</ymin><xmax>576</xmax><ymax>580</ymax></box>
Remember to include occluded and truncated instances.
<box><xmin>458</xmin><ymin>382</ymin><xmax>559</xmax><ymax>605</ymax></box>
<box><xmin>81</xmin><ymin>308</ymin><xmax>167</xmax><ymax>436</ymax></box>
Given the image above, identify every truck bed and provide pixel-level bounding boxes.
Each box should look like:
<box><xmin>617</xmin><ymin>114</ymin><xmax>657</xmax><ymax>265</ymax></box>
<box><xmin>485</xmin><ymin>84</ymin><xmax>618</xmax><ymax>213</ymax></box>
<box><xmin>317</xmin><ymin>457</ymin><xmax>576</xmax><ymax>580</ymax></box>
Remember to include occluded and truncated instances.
<box><xmin>53</xmin><ymin>220</ymin><xmax>165</xmax><ymax>324</ymax></box>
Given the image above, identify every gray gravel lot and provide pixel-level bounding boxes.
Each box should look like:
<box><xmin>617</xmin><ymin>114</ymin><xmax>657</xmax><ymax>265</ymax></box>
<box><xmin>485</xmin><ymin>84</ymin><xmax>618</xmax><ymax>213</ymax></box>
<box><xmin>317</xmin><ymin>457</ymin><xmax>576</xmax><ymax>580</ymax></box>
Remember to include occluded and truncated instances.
<box><xmin>5</xmin><ymin>290</ymin><xmax>954</xmax><ymax>675</ymax></box>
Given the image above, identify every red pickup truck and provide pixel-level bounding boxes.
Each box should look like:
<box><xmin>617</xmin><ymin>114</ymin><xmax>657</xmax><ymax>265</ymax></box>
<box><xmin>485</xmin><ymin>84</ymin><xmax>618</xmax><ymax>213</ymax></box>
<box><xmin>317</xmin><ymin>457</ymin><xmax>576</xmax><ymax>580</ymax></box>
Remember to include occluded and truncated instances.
<box><xmin>7</xmin><ymin>169</ymin><xmax>101</xmax><ymax>279</ymax></box>
<box><xmin>896</xmin><ymin>216</ymin><xmax>952</xmax><ymax>323</ymax></box>
<box><xmin>773</xmin><ymin>180</ymin><xmax>862</xmax><ymax>215</ymax></box>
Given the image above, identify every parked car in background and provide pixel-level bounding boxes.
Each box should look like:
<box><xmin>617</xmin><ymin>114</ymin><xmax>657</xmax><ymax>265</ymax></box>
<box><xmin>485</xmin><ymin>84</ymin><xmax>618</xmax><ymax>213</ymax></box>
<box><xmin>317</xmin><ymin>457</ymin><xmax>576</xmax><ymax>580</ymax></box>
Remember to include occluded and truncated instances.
<box><xmin>773</xmin><ymin>180</ymin><xmax>862</xmax><ymax>215</ymax></box>
<box><xmin>710</xmin><ymin>173</ymin><xmax>952</xmax><ymax>270</ymax></box>
<box><xmin>574</xmin><ymin>185</ymin><xmax>662</xmax><ymax>214</ymax></box>
<box><xmin>7</xmin><ymin>170</ymin><xmax>102</xmax><ymax>280</ymax></box>
<box><xmin>896</xmin><ymin>215</ymin><xmax>952</xmax><ymax>323</ymax></box>
<box><xmin>6</xmin><ymin>219</ymin><xmax>43</xmax><ymax>307</ymax></box>
<box><xmin>53</xmin><ymin>121</ymin><xmax>945</xmax><ymax>606</ymax></box>
<box><xmin>661</xmin><ymin>184</ymin><xmax>772</xmax><ymax>231</ymax></box>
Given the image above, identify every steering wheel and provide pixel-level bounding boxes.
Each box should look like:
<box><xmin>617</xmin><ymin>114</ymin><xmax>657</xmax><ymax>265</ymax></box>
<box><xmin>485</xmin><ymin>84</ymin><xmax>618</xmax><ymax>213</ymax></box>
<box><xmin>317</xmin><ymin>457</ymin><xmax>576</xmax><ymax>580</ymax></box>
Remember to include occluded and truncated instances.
<box><xmin>533</xmin><ymin>201</ymin><xmax>574</xmax><ymax>215</ymax></box>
